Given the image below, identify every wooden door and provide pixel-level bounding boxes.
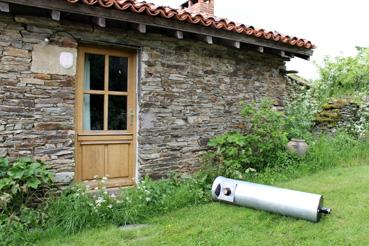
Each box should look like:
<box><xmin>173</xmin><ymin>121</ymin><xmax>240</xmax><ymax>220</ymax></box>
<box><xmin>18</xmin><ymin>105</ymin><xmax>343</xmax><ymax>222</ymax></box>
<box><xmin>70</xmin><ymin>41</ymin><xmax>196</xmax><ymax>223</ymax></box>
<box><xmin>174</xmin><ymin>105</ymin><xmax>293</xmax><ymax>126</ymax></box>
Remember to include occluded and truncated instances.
<box><xmin>75</xmin><ymin>46</ymin><xmax>136</xmax><ymax>187</ymax></box>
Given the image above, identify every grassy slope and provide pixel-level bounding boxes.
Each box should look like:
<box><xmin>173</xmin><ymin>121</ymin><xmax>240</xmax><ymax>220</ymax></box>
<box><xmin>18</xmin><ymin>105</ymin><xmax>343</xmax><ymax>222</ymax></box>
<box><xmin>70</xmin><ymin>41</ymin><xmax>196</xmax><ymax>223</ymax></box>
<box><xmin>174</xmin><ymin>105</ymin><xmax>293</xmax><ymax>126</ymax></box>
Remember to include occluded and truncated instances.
<box><xmin>39</xmin><ymin>164</ymin><xmax>369</xmax><ymax>246</ymax></box>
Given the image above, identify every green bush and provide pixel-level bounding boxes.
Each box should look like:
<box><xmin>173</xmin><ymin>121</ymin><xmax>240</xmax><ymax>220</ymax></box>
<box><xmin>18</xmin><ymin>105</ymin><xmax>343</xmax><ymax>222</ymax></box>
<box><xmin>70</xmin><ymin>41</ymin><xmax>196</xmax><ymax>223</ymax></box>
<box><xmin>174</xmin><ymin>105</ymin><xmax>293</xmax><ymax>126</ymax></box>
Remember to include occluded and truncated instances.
<box><xmin>314</xmin><ymin>47</ymin><xmax>369</xmax><ymax>101</ymax></box>
<box><xmin>0</xmin><ymin>158</ymin><xmax>54</xmax><ymax>213</ymax></box>
<box><xmin>0</xmin><ymin>158</ymin><xmax>53</xmax><ymax>246</ymax></box>
<box><xmin>206</xmin><ymin>100</ymin><xmax>290</xmax><ymax>179</ymax></box>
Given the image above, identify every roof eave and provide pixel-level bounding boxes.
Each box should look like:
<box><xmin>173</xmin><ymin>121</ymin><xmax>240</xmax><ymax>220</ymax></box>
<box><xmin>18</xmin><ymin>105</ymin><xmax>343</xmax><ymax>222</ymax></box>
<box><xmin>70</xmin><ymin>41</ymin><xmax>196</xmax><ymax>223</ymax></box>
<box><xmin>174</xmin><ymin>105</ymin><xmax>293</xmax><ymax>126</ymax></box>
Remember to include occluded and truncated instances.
<box><xmin>1</xmin><ymin>0</ymin><xmax>314</xmax><ymax>59</ymax></box>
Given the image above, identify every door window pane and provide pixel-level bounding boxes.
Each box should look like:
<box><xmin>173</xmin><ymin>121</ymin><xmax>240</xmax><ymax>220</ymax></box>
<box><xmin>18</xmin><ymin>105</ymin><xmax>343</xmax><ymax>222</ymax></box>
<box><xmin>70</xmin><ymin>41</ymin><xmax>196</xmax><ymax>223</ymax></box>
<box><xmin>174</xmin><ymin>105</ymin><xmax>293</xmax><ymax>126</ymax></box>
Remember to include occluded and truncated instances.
<box><xmin>84</xmin><ymin>54</ymin><xmax>105</xmax><ymax>91</ymax></box>
<box><xmin>109</xmin><ymin>56</ymin><xmax>128</xmax><ymax>92</ymax></box>
<box><xmin>108</xmin><ymin>96</ymin><xmax>127</xmax><ymax>130</ymax></box>
<box><xmin>83</xmin><ymin>94</ymin><xmax>104</xmax><ymax>130</ymax></box>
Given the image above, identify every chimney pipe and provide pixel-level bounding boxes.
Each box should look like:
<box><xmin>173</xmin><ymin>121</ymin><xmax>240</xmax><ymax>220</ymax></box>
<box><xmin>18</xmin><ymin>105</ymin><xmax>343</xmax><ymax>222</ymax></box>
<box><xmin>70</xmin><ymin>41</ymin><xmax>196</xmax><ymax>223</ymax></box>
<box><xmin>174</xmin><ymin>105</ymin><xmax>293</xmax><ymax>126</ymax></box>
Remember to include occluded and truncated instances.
<box><xmin>181</xmin><ymin>0</ymin><xmax>215</xmax><ymax>17</ymax></box>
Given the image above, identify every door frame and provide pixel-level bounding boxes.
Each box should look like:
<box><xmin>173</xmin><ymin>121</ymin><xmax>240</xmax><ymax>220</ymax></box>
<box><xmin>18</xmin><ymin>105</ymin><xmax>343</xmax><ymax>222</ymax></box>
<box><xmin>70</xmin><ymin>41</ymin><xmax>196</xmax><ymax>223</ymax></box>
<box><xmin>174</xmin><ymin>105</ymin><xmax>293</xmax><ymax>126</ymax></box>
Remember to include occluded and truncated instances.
<box><xmin>74</xmin><ymin>45</ymin><xmax>137</xmax><ymax>187</ymax></box>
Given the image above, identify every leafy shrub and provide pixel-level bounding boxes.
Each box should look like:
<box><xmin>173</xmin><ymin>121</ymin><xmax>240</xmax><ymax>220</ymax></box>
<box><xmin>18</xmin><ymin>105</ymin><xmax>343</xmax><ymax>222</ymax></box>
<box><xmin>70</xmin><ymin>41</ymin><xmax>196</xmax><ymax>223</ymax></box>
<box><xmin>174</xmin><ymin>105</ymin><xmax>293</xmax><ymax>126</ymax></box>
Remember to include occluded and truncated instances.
<box><xmin>206</xmin><ymin>132</ymin><xmax>251</xmax><ymax>178</ymax></box>
<box><xmin>0</xmin><ymin>158</ymin><xmax>54</xmax><ymax>213</ymax></box>
<box><xmin>314</xmin><ymin>47</ymin><xmax>369</xmax><ymax>102</ymax></box>
<box><xmin>0</xmin><ymin>158</ymin><xmax>53</xmax><ymax>246</ymax></box>
<box><xmin>206</xmin><ymin>100</ymin><xmax>290</xmax><ymax>179</ymax></box>
<box><xmin>240</xmin><ymin>100</ymin><xmax>289</xmax><ymax>165</ymax></box>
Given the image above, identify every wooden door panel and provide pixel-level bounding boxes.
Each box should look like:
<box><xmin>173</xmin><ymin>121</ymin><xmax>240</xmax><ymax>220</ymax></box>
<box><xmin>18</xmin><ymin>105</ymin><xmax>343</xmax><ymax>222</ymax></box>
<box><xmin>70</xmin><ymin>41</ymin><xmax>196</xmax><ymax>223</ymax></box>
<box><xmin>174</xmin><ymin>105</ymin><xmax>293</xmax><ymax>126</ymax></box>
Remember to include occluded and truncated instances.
<box><xmin>81</xmin><ymin>144</ymin><xmax>105</xmax><ymax>180</ymax></box>
<box><xmin>107</xmin><ymin>144</ymin><xmax>130</xmax><ymax>178</ymax></box>
<box><xmin>76</xmin><ymin>46</ymin><xmax>137</xmax><ymax>187</ymax></box>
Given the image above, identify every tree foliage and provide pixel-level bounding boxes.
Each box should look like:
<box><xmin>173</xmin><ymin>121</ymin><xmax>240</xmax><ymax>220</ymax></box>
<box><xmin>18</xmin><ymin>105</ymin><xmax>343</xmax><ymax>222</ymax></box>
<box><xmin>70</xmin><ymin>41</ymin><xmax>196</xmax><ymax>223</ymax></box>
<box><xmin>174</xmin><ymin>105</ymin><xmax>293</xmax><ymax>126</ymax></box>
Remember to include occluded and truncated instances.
<box><xmin>314</xmin><ymin>47</ymin><xmax>369</xmax><ymax>101</ymax></box>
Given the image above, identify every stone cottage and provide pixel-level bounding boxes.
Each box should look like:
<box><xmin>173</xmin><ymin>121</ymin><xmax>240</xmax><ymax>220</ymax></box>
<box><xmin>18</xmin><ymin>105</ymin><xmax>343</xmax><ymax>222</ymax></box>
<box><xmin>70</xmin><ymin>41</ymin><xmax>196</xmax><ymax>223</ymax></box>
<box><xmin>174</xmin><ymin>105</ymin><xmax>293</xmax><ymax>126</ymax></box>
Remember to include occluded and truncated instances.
<box><xmin>0</xmin><ymin>0</ymin><xmax>314</xmax><ymax>187</ymax></box>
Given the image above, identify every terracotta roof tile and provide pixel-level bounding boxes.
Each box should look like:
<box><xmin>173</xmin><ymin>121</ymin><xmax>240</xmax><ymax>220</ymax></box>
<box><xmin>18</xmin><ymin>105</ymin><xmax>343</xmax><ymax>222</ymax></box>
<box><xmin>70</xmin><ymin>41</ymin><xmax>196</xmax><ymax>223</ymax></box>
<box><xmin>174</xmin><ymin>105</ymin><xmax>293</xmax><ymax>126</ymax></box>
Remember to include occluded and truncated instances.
<box><xmin>65</xmin><ymin>0</ymin><xmax>314</xmax><ymax>49</ymax></box>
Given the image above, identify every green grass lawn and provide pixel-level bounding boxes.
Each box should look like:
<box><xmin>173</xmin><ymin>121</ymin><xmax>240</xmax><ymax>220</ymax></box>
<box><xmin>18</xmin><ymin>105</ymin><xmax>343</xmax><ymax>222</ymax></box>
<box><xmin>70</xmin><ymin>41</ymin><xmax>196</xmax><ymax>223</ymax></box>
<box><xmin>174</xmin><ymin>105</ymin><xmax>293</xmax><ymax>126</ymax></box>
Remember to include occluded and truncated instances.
<box><xmin>38</xmin><ymin>163</ymin><xmax>369</xmax><ymax>246</ymax></box>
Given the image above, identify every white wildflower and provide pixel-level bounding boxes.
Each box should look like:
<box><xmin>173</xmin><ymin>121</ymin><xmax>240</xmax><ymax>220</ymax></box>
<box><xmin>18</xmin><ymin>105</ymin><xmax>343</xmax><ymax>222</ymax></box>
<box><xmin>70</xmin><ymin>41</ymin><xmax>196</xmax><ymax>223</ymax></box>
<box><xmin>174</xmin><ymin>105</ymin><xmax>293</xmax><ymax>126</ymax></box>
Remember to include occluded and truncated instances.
<box><xmin>245</xmin><ymin>168</ymin><xmax>257</xmax><ymax>173</ymax></box>
<box><xmin>95</xmin><ymin>196</ymin><xmax>105</xmax><ymax>205</ymax></box>
<box><xmin>107</xmin><ymin>204</ymin><xmax>113</xmax><ymax>209</ymax></box>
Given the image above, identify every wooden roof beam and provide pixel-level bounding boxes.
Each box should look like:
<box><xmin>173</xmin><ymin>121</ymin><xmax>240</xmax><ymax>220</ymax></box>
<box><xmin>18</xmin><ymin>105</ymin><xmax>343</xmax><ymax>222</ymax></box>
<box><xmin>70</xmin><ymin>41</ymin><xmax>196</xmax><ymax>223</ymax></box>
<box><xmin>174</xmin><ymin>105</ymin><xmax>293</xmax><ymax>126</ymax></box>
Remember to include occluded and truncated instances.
<box><xmin>220</xmin><ymin>39</ymin><xmax>240</xmax><ymax>49</ymax></box>
<box><xmin>133</xmin><ymin>23</ymin><xmax>146</xmax><ymax>33</ymax></box>
<box><xmin>194</xmin><ymin>34</ymin><xmax>213</xmax><ymax>44</ymax></box>
<box><xmin>280</xmin><ymin>51</ymin><xmax>296</xmax><ymax>59</ymax></box>
<box><xmin>205</xmin><ymin>35</ymin><xmax>213</xmax><ymax>45</ymax></box>
<box><xmin>233</xmin><ymin>41</ymin><xmax>241</xmax><ymax>49</ymax></box>
<box><xmin>0</xmin><ymin>2</ymin><xmax>9</xmax><ymax>12</ymax></box>
<box><xmin>93</xmin><ymin>17</ymin><xmax>106</xmax><ymax>28</ymax></box>
<box><xmin>51</xmin><ymin>10</ymin><xmax>61</xmax><ymax>21</ymax></box>
<box><xmin>3</xmin><ymin>0</ymin><xmax>314</xmax><ymax>59</ymax></box>
<box><xmin>175</xmin><ymin>30</ymin><xmax>184</xmax><ymax>40</ymax></box>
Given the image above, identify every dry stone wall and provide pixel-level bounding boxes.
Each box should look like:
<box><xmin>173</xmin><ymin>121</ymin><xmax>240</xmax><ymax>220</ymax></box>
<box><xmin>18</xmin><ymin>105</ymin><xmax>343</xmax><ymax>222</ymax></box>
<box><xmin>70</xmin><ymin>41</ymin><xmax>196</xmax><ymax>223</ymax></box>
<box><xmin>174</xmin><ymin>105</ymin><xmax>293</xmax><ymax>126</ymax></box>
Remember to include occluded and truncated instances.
<box><xmin>285</xmin><ymin>74</ymin><xmax>310</xmax><ymax>103</ymax></box>
<box><xmin>314</xmin><ymin>97</ymin><xmax>369</xmax><ymax>137</ymax></box>
<box><xmin>0</xmin><ymin>13</ymin><xmax>289</xmax><ymax>183</ymax></box>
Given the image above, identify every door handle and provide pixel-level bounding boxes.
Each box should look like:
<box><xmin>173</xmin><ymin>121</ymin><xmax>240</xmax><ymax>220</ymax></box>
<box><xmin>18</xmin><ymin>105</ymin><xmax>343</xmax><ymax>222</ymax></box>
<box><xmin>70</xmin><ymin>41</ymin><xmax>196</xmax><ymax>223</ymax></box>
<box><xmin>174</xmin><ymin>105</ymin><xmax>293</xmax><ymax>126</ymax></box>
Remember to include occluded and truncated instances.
<box><xmin>130</xmin><ymin>110</ymin><xmax>134</xmax><ymax>127</ymax></box>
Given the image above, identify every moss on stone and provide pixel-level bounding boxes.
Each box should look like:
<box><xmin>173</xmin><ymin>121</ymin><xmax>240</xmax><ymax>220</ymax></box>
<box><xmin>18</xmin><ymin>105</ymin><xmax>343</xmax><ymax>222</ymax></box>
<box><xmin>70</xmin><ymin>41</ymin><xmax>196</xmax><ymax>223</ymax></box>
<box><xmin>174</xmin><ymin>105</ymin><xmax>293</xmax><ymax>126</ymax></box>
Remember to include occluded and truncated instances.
<box><xmin>315</xmin><ymin>109</ymin><xmax>341</xmax><ymax>123</ymax></box>
<box><xmin>322</xmin><ymin>99</ymin><xmax>351</xmax><ymax>110</ymax></box>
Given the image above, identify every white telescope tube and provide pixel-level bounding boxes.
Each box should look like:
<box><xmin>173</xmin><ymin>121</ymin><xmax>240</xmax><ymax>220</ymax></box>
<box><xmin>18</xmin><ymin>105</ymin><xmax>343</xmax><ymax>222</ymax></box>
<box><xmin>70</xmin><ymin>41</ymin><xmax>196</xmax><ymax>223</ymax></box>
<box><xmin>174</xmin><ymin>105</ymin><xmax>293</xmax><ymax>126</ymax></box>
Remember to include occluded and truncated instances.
<box><xmin>212</xmin><ymin>176</ymin><xmax>331</xmax><ymax>222</ymax></box>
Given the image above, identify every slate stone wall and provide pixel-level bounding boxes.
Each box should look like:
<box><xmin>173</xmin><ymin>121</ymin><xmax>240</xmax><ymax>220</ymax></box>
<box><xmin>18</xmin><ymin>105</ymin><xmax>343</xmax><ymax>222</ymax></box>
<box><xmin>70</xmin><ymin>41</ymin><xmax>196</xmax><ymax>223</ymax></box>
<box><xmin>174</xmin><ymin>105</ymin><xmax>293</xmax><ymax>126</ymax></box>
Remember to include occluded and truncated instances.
<box><xmin>0</xmin><ymin>15</ymin><xmax>77</xmax><ymax>184</ymax></box>
<box><xmin>285</xmin><ymin>74</ymin><xmax>310</xmax><ymax>103</ymax></box>
<box><xmin>139</xmin><ymin>45</ymin><xmax>288</xmax><ymax>178</ymax></box>
<box><xmin>0</xmin><ymin>14</ymin><xmax>289</xmax><ymax>183</ymax></box>
<box><xmin>314</xmin><ymin>98</ymin><xmax>369</xmax><ymax>137</ymax></box>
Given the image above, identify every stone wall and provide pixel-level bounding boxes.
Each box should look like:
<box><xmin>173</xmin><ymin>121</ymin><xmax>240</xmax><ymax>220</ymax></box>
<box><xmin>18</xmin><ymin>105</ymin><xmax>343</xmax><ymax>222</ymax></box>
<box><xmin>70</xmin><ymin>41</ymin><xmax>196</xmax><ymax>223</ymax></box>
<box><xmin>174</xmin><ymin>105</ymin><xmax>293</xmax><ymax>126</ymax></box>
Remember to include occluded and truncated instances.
<box><xmin>314</xmin><ymin>98</ymin><xmax>369</xmax><ymax>137</ymax></box>
<box><xmin>139</xmin><ymin>43</ymin><xmax>288</xmax><ymax>178</ymax></box>
<box><xmin>0</xmin><ymin>13</ymin><xmax>289</xmax><ymax>183</ymax></box>
<box><xmin>285</xmin><ymin>74</ymin><xmax>310</xmax><ymax>103</ymax></box>
<box><xmin>0</xmin><ymin>15</ymin><xmax>76</xmax><ymax>184</ymax></box>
